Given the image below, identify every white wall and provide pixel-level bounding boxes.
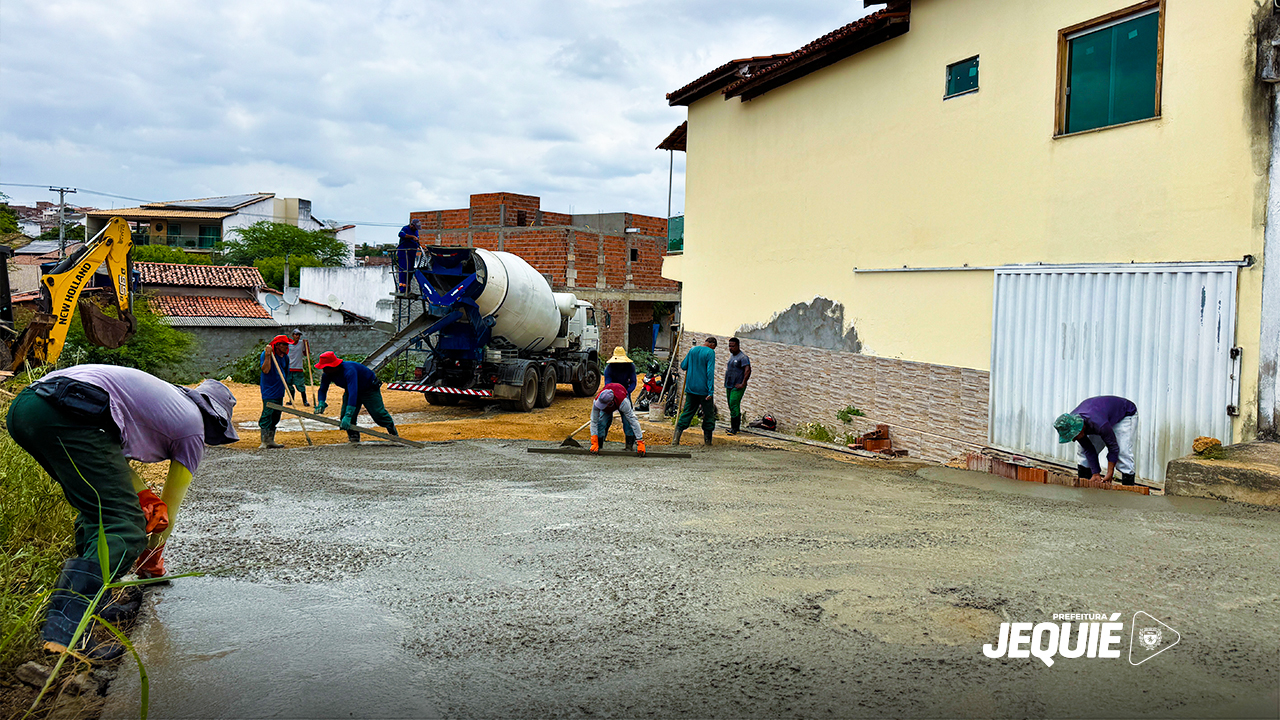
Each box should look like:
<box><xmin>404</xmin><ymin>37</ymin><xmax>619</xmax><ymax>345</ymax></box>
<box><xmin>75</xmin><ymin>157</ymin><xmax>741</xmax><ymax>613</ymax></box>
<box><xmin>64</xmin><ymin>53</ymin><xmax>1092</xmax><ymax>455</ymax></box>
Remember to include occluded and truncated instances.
<box><xmin>300</xmin><ymin>266</ymin><xmax>394</xmax><ymax>323</ymax></box>
<box><xmin>256</xmin><ymin>289</ymin><xmax>350</xmax><ymax>325</ymax></box>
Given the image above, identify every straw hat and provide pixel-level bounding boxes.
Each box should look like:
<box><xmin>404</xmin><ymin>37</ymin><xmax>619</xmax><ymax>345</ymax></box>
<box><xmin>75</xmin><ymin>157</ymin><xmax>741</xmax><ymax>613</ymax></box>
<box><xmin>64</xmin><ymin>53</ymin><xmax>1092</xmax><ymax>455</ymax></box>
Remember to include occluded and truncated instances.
<box><xmin>606</xmin><ymin>346</ymin><xmax>633</xmax><ymax>364</ymax></box>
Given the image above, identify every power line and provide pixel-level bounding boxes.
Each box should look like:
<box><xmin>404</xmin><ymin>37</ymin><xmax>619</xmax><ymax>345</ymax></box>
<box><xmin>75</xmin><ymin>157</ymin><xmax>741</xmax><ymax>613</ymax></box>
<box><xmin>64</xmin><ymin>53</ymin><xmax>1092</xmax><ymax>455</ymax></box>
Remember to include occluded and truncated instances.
<box><xmin>0</xmin><ymin>182</ymin><xmax>156</xmax><ymax>204</ymax></box>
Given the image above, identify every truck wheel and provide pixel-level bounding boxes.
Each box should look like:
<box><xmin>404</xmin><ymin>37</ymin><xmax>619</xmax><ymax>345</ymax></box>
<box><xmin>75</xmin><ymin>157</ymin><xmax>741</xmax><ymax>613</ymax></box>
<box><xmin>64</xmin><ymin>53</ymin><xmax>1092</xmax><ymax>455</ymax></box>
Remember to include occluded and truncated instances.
<box><xmin>426</xmin><ymin>392</ymin><xmax>460</xmax><ymax>406</ymax></box>
<box><xmin>536</xmin><ymin>366</ymin><xmax>557</xmax><ymax>408</ymax></box>
<box><xmin>508</xmin><ymin>366</ymin><xmax>539</xmax><ymax>412</ymax></box>
<box><xmin>572</xmin><ymin>365</ymin><xmax>601</xmax><ymax>397</ymax></box>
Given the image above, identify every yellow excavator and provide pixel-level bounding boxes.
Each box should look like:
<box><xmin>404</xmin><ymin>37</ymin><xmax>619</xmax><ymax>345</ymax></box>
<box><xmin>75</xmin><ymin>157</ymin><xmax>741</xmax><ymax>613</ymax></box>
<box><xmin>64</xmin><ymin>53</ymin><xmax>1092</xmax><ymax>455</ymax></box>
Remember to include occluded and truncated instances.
<box><xmin>4</xmin><ymin>217</ymin><xmax>137</xmax><ymax>371</ymax></box>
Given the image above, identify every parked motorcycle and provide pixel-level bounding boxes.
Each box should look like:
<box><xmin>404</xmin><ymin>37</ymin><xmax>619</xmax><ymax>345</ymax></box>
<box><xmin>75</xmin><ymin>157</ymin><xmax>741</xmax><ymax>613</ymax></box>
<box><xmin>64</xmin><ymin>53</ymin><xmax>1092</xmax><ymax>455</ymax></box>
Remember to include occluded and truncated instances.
<box><xmin>635</xmin><ymin>363</ymin><xmax>664</xmax><ymax>412</ymax></box>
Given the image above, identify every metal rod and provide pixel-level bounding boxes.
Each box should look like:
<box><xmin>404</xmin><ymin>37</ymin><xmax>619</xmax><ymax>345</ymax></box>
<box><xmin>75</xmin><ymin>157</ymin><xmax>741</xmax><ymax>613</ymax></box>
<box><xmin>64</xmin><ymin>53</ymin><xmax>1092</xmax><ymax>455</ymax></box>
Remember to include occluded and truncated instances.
<box><xmin>266</xmin><ymin>402</ymin><xmax>425</xmax><ymax>448</ymax></box>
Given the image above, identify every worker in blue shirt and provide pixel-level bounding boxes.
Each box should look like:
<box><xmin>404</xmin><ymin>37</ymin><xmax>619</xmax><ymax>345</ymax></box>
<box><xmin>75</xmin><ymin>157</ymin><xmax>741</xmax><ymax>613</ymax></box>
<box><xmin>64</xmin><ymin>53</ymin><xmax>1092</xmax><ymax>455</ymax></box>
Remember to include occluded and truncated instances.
<box><xmin>313</xmin><ymin>352</ymin><xmax>399</xmax><ymax>443</ymax></box>
<box><xmin>396</xmin><ymin>218</ymin><xmax>421</xmax><ymax>295</ymax></box>
<box><xmin>1054</xmin><ymin>395</ymin><xmax>1139</xmax><ymax>485</ymax></box>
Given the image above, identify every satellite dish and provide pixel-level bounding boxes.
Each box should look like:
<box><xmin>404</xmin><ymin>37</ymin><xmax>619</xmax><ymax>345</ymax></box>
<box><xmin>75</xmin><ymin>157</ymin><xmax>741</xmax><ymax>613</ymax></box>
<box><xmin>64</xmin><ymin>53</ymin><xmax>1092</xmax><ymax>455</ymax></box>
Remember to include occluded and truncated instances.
<box><xmin>283</xmin><ymin>287</ymin><xmax>300</xmax><ymax>305</ymax></box>
<box><xmin>263</xmin><ymin>294</ymin><xmax>282</xmax><ymax>311</ymax></box>
<box><xmin>327</xmin><ymin>294</ymin><xmax>343</xmax><ymax>311</ymax></box>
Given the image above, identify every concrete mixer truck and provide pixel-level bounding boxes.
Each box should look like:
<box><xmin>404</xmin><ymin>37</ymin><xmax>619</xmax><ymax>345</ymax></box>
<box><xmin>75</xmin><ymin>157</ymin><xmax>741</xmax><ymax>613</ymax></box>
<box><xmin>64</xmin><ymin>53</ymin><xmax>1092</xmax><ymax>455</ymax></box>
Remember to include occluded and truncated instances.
<box><xmin>364</xmin><ymin>246</ymin><xmax>601</xmax><ymax>411</ymax></box>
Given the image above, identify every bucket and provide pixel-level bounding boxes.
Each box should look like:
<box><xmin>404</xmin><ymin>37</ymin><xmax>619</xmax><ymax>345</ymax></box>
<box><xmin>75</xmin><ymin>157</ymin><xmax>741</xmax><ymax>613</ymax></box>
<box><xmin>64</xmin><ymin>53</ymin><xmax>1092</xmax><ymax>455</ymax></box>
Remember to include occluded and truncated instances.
<box><xmin>648</xmin><ymin>405</ymin><xmax>664</xmax><ymax>422</ymax></box>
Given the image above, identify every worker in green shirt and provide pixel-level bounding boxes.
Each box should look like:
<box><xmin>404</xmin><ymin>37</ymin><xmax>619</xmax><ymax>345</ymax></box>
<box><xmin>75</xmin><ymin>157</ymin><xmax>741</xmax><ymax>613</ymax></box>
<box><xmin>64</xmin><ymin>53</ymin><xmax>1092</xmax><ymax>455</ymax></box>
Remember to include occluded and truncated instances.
<box><xmin>672</xmin><ymin>336</ymin><xmax>718</xmax><ymax>446</ymax></box>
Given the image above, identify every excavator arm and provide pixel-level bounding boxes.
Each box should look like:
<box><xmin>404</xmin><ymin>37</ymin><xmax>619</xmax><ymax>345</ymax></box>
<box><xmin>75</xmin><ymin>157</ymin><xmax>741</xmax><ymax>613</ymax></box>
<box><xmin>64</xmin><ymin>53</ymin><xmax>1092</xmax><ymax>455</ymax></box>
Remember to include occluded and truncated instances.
<box><xmin>9</xmin><ymin>217</ymin><xmax>136</xmax><ymax>370</ymax></box>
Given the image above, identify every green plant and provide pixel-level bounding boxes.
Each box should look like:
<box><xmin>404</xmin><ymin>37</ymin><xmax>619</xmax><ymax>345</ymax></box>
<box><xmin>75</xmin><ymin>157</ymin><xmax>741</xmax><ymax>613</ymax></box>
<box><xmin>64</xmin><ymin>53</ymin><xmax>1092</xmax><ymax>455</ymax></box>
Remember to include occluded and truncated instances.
<box><xmin>131</xmin><ymin>245</ymin><xmax>213</xmax><ymax>265</ymax></box>
<box><xmin>218</xmin><ymin>221</ymin><xmax>348</xmax><ymax>267</ymax></box>
<box><xmin>254</xmin><ymin>254</ymin><xmax>323</xmax><ymax>290</ymax></box>
<box><xmin>626</xmin><ymin>348</ymin><xmax>669</xmax><ymax>377</ymax></box>
<box><xmin>219</xmin><ymin>341</ymin><xmax>269</xmax><ymax>384</ymax></box>
<box><xmin>795</xmin><ymin>421</ymin><xmax>861</xmax><ymax>446</ymax></box>
<box><xmin>836</xmin><ymin>405</ymin><xmax>866</xmax><ymax>423</ymax></box>
<box><xmin>62</xmin><ymin>297</ymin><xmax>194</xmax><ymax>379</ymax></box>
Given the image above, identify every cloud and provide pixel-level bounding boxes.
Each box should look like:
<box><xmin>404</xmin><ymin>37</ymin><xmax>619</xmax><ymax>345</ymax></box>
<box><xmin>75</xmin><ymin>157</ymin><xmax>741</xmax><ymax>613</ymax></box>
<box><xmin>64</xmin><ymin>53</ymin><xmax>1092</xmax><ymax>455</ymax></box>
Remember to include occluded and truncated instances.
<box><xmin>0</xmin><ymin>0</ymin><xmax>872</xmax><ymax>244</ymax></box>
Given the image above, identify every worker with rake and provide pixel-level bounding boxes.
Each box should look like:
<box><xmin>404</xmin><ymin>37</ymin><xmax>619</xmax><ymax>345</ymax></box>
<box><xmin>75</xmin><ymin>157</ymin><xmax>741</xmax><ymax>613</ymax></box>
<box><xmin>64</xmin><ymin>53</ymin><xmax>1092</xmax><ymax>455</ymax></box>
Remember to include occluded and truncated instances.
<box><xmin>313</xmin><ymin>351</ymin><xmax>399</xmax><ymax>443</ymax></box>
<box><xmin>591</xmin><ymin>382</ymin><xmax>645</xmax><ymax>456</ymax></box>
<box><xmin>7</xmin><ymin>367</ymin><xmax>238</xmax><ymax>660</ymax></box>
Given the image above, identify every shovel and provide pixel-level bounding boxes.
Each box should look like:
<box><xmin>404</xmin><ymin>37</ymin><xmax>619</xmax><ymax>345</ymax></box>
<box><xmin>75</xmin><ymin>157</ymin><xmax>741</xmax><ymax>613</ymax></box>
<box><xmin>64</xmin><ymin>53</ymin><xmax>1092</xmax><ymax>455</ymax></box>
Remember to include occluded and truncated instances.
<box><xmin>560</xmin><ymin>420</ymin><xmax>592</xmax><ymax>448</ymax></box>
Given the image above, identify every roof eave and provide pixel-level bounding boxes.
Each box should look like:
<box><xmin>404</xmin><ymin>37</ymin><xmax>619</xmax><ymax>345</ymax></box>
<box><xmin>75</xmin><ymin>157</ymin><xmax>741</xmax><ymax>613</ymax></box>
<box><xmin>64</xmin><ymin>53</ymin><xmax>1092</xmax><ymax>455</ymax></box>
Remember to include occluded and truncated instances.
<box><xmin>724</xmin><ymin>13</ymin><xmax>910</xmax><ymax>101</ymax></box>
<box><xmin>667</xmin><ymin>68</ymin><xmax>744</xmax><ymax>107</ymax></box>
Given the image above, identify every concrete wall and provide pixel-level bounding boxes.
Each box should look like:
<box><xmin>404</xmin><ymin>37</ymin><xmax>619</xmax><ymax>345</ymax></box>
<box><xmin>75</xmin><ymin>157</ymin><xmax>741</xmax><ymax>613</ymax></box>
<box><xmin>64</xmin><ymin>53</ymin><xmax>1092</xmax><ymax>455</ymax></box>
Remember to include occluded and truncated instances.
<box><xmin>680</xmin><ymin>0</ymin><xmax>1269</xmax><ymax>441</ymax></box>
<box><xmin>300</xmin><ymin>266</ymin><xmax>395</xmax><ymax>323</ymax></box>
<box><xmin>171</xmin><ymin>323</ymin><xmax>388</xmax><ymax>380</ymax></box>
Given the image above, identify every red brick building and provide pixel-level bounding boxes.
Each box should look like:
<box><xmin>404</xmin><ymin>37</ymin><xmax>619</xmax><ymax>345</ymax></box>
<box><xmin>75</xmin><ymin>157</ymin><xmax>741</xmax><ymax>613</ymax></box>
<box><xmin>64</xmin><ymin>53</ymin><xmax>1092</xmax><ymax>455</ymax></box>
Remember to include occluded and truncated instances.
<box><xmin>409</xmin><ymin>192</ymin><xmax>680</xmax><ymax>354</ymax></box>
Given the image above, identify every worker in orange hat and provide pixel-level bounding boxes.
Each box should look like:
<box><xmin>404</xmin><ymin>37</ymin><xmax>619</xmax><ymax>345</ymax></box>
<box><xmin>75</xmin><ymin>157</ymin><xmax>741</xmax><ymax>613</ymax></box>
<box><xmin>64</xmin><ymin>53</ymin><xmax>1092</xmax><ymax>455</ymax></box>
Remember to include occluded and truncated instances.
<box><xmin>257</xmin><ymin>334</ymin><xmax>292</xmax><ymax>449</ymax></box>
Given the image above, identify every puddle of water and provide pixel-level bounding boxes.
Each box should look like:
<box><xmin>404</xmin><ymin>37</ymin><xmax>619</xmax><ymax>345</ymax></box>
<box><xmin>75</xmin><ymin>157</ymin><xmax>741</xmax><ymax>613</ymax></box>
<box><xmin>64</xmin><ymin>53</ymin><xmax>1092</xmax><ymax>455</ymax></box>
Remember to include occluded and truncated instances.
<box><xmin>101</xmin><ymin>578</ymin><xmax>440</xmax><ymax>720</ymax></box>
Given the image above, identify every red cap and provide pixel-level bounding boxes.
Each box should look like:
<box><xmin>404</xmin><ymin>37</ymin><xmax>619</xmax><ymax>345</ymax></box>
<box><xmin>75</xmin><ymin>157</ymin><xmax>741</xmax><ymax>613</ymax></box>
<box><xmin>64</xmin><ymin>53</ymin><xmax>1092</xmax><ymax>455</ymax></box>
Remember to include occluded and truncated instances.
<box><xmin>270</xmin><ymin>334</ymin><xmax>291</xmax><ymax>347</ymax></box>
<box><xmin>315</xmin><ymin>351</ymin><xmax>342</xmax><ymax>369</ymax></box>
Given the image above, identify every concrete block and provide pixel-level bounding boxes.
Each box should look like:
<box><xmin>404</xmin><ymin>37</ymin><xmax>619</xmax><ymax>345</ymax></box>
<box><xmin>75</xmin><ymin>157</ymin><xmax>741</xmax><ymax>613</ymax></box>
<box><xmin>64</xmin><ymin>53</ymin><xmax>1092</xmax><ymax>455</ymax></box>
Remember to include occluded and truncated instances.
<box><xmin>1165</xmin><ymin>442</ymin><xmax>1280</xmax><ymax>507</ymax></box>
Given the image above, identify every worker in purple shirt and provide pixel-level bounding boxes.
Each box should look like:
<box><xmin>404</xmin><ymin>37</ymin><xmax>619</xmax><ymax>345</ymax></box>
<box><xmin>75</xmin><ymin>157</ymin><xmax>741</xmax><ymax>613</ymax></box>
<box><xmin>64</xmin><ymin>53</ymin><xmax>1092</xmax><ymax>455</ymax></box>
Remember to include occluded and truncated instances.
<box><xmin>1054</xmin><ymin>395</ymin><xmax>1139</xmax><ymax>485</ymax></box>
<box><xmin>6</xmin><ymin>366</ymin><xmax>238</xmax><ymax>660</ymax></box>
<box><xmin>396</xmin><ymin>218</ymin><xmax>421</xmax><ymax>295</ymax></box>
<box><xmin>314</xmin><ymin>351</ymin><xmax>398</xmax><ymax>443</ymax></box>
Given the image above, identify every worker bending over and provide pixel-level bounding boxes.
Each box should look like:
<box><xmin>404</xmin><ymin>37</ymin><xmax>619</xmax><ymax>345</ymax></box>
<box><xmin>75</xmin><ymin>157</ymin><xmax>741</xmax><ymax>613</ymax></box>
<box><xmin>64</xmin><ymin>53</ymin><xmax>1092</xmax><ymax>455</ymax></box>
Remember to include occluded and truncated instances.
<box><xmin>314</xmin><ymin>351</ymin><xmax>398</xmax><ymax>443</ymax></box>
<box><xmin>6</xmin><ymin>366</ymin><xmax>238</xmax><ymax>659</ymax></box>
<box><xmin>1054</xmin><ymin>395</ymin><xmax>1139</xmax><ymax>485</ymax></box>
<box><xmin>602</xmin><ymin>347</ymin><xmax>638</xmax><ymax>450</ymax></box>
<box><xmin>591</xmin><ymin>382</ymin><xmax>645</xmax><ymax>456</ymax></box>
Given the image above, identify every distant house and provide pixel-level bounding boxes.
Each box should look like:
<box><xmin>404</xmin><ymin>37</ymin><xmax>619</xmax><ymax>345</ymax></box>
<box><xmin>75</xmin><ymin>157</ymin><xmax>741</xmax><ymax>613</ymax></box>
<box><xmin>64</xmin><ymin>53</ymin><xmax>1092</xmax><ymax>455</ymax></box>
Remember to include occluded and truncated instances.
<box><xmin>137</xmin><ymin>262</ymin><xmax>277</xmax><ymax>328</ymax></box>
<box><xmin>86</xmin><ymin>194</ymin><xmax>356</xmax><ymax>261</ymax></box>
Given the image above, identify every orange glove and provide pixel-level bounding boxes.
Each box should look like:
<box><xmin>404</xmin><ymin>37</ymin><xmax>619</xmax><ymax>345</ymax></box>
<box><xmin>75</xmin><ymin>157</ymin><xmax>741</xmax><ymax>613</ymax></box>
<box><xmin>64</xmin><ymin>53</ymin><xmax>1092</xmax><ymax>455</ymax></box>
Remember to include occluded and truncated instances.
<box><xmin>636</xmin><ymin>440</ymin><xmax>646</xmax><ymax>457</ymax></box>
<box><xmin>135</xmin><ymin>544</ymin><xmax>166</xmax><ymax>579</ymax></box>
<box><xmin>590</xmin><ymin>435</ymin><xmax>600</xmax><ymax>453</ymax></box>
<box><xmin>137</xmin><ymin>488</ymin><xmax>170</xmax><ymax>535</ymax></box>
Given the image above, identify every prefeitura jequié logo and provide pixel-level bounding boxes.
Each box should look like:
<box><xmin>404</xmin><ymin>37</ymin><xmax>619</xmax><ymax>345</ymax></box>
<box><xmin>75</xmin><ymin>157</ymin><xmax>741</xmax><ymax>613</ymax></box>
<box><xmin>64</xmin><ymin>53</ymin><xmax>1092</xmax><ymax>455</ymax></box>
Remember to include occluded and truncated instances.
<box><xmin>983</xmin><ymin>612</ymin><xmax>1180</xmax><ymax>666</ymax></box>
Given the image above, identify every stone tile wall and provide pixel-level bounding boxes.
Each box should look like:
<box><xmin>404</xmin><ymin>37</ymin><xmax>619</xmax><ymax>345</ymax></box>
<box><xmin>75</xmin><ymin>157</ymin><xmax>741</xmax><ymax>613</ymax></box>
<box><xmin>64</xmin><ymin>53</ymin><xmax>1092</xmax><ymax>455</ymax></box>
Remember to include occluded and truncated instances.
<box><xmin>677</xmin><ymin>333</ymin><xmax>990</xmax><ymax>463</ymax></box>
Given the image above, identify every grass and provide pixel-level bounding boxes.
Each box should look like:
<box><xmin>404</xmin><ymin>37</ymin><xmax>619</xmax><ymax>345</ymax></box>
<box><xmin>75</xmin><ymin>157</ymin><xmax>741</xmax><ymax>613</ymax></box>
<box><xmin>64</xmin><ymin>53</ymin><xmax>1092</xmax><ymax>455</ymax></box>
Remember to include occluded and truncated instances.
<box><xmin>794</xmin><ymin>421</ymin><xmax>859</xmax><ymax>446</ymax></box>
<box><xmin>0</xmin><ymin>399</ymin><xmax>75</xmax><ymax>672</ymax></box>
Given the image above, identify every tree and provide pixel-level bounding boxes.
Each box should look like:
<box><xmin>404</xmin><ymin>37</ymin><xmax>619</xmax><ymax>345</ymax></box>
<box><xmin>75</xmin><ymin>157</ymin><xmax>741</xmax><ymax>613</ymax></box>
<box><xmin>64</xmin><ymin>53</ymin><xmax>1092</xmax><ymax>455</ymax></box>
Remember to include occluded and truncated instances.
<box><xmin>132</xmin><ymin>245</ymin><xmax>213</xmax><ymax>265</ymax></box>
<box><xmin>219</xmin><ymin>221</ymin><xmax>347</xmax><ymax>267</ymax></box>
<box><xmin>37</xmin><ymin>223</ymin><xmax>86</xmax><ymax>244</ymax></box>
<box><xmin>62</xmin><ymin>296</ymin><xmax>194</xmax><ymax>377</ymax></box>
<box><xmin>0</xmin><ymin>192</ymin><xmax>19</xmax><ymax>235</ymax></box>
<box><xmin>254</xmin><ymin>254</ymin><xmax>323</xmax><ymax>290</ymax></box>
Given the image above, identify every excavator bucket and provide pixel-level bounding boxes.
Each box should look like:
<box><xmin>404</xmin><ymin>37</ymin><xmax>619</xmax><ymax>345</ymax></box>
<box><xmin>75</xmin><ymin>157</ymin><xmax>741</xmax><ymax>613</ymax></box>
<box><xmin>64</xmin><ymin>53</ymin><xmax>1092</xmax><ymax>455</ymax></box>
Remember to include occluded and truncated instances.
<box><xmin>79</xmin><ymin>297</ymin><xmax>136</xmax><ymax>349</ymax></box>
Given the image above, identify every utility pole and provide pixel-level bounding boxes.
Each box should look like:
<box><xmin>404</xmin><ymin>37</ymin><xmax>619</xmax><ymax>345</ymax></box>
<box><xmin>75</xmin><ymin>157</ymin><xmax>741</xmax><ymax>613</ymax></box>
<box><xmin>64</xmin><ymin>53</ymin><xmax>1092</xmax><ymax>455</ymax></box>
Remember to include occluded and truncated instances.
<box><xmin>49</xmin><ymin>186</ymin><xmax>76</xmax><ymax>258</ymax></box>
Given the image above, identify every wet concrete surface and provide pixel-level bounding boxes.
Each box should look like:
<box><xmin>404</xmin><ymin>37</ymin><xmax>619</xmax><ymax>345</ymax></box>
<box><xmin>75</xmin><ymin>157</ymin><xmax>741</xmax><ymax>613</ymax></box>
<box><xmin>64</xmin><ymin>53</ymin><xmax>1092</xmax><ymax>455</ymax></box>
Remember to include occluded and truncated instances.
<box><xmin>103</xmin><ymin>441</ymin><xmax>1280</xmax><ymax>719</ymax></box>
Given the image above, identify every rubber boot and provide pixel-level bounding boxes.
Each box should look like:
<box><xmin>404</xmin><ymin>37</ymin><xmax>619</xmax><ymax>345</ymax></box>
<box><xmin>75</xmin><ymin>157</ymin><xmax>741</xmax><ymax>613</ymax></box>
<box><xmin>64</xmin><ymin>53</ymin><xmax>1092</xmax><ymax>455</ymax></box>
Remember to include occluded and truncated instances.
<box><xmin>625</xmin><ymin>436</ymin><xmax>635</xmax><ymax>452</ymax></box>
<box><xmin>98</xmin><ymin>586</ymin><xmax>142</xmax><ymax>625</ymax></box>
<box><xmin>1120</xmin><ymin>472</ymin><xmax>1137</xmax><ymax>486</ymax></box>
<box><xmin>301</xmin><ymin>391</ymin><xmax>310</xmax><ymax>407</ymax></box>
<box><xmin>347</xmin><ymin>430</ymin><xmax>361</xmax><ymax>444</ymax></box>
<box><xmin>730</xmin><ymin>416</ymin><xmax>741</xmax><ymax>435</ymax></box>
<box><xmin>671</xmin><ymin>426</ymin><xmax>683</xmax><ymax>446</ymax></box>
<box><xmin>266</xmin><ymin>429</ymin><xmax>284</xmax><ymax>449</ymax></box>
<box><xmin>259</xmin><ymin>428</ymin><xmax>270</xmax><ymax>450</ymax></box>
<box><xmin>704</xmin><ymin>428</ymin><xmax>713</xmax><ymax>446</ymax></box>
<box><xmin>42</xmin><ymin>558</ymin><xmax>124</xmax><ymax>662</ymax></box>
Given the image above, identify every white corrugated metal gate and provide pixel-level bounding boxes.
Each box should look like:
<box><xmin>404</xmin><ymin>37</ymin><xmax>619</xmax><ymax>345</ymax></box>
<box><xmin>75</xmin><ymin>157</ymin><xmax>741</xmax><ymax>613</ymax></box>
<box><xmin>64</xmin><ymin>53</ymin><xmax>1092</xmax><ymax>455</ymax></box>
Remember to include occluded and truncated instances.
<box><xmin>989</xmin><ymin>264</ymin><xmax>1240</xmax><ymax>485</ymax></box>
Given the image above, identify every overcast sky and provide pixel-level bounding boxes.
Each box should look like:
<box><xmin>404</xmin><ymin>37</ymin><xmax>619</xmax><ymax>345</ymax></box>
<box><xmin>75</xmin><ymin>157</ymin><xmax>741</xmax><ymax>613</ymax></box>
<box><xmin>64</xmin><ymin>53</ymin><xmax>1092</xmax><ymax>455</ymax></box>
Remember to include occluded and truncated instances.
<box><xmin>1</xmin><ymin>0</ymin><xmax>872</xmax><ymax>245</ymax></box>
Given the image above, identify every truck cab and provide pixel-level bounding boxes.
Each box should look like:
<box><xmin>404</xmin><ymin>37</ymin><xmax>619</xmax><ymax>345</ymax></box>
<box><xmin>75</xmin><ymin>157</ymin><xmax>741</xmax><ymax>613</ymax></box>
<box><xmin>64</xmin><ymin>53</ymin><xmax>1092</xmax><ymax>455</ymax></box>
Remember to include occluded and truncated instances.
<box><xmin>566</xmin><ymin>300</ymin><xmax>600</xmax><ymax>353</ymax></box>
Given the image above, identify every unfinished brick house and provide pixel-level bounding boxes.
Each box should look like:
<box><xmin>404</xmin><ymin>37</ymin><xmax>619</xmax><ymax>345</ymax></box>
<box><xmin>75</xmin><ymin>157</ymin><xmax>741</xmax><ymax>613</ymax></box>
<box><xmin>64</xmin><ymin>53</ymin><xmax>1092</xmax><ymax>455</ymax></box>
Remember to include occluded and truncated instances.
<box><xmin>408</xmin><ymin>193</ymin><xmax>680</xmax><ymax>355</ymax></box>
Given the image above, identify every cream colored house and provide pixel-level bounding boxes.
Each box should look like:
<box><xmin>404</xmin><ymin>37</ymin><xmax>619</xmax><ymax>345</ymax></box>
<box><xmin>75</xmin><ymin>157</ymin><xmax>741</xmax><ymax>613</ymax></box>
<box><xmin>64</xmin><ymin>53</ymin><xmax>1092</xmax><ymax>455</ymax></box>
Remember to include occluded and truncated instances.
<box><xmin>666</xmin><ymin>0</ymin><xmax>1280</xmax><ymax>484</ymax></box>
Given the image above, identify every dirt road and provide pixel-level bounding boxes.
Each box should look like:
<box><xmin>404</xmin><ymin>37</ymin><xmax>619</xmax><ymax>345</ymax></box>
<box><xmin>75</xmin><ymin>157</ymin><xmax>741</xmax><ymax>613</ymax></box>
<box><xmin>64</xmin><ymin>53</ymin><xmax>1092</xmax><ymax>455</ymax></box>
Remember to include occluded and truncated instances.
<box><xmin>103</xmin><ymin>439</ymin><xmax>1279</xmax><ymax>719</ymax></box>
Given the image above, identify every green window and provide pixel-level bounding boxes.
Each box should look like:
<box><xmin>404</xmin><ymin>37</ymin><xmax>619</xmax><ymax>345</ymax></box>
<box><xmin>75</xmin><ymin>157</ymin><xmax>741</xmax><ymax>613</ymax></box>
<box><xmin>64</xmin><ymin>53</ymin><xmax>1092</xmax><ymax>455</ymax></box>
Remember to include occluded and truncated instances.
<box><xmin>1064</xmin><ymin>10</ymin><xmax>1159</xmax><ymax>134</ymax></box>
<box><xmin>946</xmin><ymin>57</ymin><xmax>979</xmax><ymax>98</ymax></box>
<box><xmin>198</xmin><ymin>225</ymin><xmax>220</xmax><ymax>249</ymax></box>
<box><xmin>167</xmin><ymin>222</ymin><xmax>182</xmax><ymax>247</ymax></box>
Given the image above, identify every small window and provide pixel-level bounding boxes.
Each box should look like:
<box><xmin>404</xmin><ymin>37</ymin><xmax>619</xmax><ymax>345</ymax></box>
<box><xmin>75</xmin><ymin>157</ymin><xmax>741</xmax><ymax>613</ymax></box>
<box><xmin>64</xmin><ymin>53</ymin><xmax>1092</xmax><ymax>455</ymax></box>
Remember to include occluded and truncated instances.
<box><xmin>630</xmin><ymin>248</ymin><xmax>639</xmax><ymax>262</ymax></box>
<box><xmin>585</xmin><ymin>308</ymin><xmax>596</xmax><ymax>327</ymax></box>
<box><xmin>945</xmin><ymin>56</ymin><xmax>979</xmax><ymax>98</ymax></box>
<box><xmin>516</xmin><ymin>210</ymin><xmax>527</xmax><ymax>227</ymax></box>
<box><xmin>1058</xmin><ymin>3</ymin><xmax>1162</xmax><ymax>135</ymax></box>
